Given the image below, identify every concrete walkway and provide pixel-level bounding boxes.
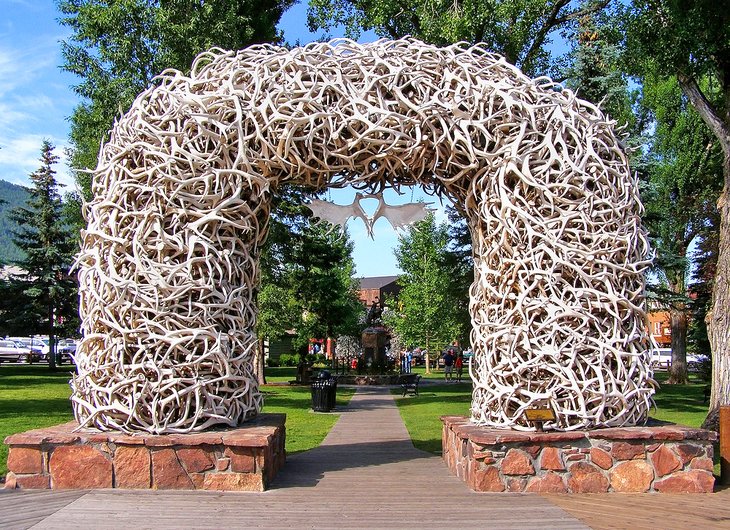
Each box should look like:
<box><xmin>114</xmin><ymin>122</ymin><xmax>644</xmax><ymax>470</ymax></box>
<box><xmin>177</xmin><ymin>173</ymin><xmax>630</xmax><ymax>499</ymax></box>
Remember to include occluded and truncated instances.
<box><xmin>1</xmin><ymin>386</ymin><xmax>590</xmax><ymax>529</ymax></box>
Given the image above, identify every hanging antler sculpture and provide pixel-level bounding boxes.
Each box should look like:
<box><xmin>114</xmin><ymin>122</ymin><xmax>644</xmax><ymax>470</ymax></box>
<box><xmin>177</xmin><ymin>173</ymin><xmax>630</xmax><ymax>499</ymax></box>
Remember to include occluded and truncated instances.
<box><xmin>73</xmin><ymin>38</ymin><xmax>654</xmax><ymax>434</ymax></box>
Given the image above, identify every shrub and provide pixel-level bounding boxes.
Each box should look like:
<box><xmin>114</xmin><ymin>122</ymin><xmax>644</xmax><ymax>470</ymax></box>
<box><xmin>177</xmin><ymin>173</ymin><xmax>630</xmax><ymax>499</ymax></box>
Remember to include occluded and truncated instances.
<box><xmin>266</xmin><ymin>357</ymin><xmax>280</xmax><ymax>367</ymax></box>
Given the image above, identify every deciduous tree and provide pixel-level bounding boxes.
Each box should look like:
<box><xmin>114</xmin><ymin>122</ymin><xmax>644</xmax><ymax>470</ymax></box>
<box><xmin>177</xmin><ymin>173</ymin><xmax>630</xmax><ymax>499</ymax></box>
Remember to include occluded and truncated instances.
<box><xmin>626</xmin><ymin>1</ymin><xmax>730</xmax><ymax>426</ymax></box>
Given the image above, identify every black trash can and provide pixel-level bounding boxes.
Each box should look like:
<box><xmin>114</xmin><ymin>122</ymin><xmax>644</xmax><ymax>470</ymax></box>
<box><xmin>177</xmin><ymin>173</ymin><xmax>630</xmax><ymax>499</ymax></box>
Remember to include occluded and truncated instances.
<box><xmin>311</xmin><ymin>371</ymin><xmax>337</xmax><ymax>412</ymax></box>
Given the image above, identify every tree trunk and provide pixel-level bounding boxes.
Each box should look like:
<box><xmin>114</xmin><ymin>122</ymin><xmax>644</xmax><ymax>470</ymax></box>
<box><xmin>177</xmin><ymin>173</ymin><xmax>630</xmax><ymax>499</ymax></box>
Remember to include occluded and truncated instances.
<box><xmin>704</xmin><ymin>158</ymin><xmax>730</xmax><ymax>428</ymax></box>
<box><xmin>47</xmin><ymin>304</ymin><xmax>56</xmax><ymax>371</ymax></box>
<box><xmin>667</xmin><ymin>308</ymin><xmax>689</xmax><ymax>384</ymax></box>
<box><xmin>255</xmin><ymin>337</ymin><xmax>266</xmax><ymax>386</ymax></box>
<box><xmin>676</xmin><ymin>74</ymin><xmax>730</xmax><ymax>428</ymax></box>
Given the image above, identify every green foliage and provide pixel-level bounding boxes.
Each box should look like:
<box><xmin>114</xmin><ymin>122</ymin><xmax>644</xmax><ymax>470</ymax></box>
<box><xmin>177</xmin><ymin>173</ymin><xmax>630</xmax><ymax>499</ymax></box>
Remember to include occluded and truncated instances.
<box><xmin>0</xmin><ymin>180</ymin><xmax>30</xmax><ymax>265</ymax></box>
<box><xmin>57</xmin><ymin>0</ymin><xmax>295</xmax><ymax>194</ymax></box>
<box><xmin>388</xmin><ymin>212</ymin><xmax>462</xmax><ymax>353</ymax></box>
<box><xmin>257</xmin><ymin>189</ymin><xmax>364</xmax><ymax>349</ymax></box>
<box><xmin>278</xmin><ymin>353</ymin><xmax>300</xmax><ymax>367</ymax></box>
<box><xmin>0</xmin><ymin>143</ymin><xmax>79</xmax><ymax>355</ymax></box>
<box><xmin>307</xmin><ymin>0</ymin><xmax>611</xmax><ymax>76</ymax></box>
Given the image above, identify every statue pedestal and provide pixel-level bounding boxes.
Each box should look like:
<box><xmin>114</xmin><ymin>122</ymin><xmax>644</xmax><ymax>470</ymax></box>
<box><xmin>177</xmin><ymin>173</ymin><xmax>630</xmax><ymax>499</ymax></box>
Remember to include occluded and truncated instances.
<box><xmin>441</xmin><ymin>416</ymin><xmax>716</xmax><ymax>493</ymax></box>
<box><xmin>4</xmin><ymin>414</ymin><xmax>286</xmax><ymax>491</ymax></box>
<box><xmin>361</xmin><ymin>326</ymin><xmax>388</xmax><ymax>366</ymax></box>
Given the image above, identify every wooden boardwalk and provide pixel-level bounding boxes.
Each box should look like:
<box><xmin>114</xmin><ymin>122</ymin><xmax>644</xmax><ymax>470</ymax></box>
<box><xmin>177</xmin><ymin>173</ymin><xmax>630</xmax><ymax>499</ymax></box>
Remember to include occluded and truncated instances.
<box><xmin>1</xmin><ymin>386</ymin><xmax>728</xmax><ymax>529</ymax></box>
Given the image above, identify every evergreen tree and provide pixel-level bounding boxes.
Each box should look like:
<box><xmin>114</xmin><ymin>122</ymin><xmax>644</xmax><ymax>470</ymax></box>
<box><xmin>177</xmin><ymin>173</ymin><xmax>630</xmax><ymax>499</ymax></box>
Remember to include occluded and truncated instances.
<box><xmin>0</xmin><ymin>141</ymin><xmax>78</xmax><ymax>369</ymax></box>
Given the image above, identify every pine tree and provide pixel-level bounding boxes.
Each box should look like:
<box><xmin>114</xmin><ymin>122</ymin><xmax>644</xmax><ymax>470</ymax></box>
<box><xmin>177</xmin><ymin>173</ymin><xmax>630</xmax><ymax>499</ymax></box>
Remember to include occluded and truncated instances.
<box><xmin>2</xmin><ymin>141</ymin><xmax>78</xmax><ymax>369</ymax></box>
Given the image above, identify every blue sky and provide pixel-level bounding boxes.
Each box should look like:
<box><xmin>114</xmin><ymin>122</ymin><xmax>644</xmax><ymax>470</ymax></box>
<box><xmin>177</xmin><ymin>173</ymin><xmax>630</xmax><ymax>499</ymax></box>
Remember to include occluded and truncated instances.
<box><xmin>0</xmin><ymin>0</ymin><xmax>449</xmax><ymax>277</ymax></box>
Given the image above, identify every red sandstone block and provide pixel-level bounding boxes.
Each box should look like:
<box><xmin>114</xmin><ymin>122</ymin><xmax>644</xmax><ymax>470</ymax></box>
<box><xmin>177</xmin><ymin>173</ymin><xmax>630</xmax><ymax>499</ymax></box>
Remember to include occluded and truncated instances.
<box><xmin>110</xmin><ymin>435</ymin><xmax>147</xmax><ymax>446</ymax></box>
<box><xmin>472</xmin><ymin>450</ymin><xmax>493</xmax><ymax>460</ymax></box>
<box><xmin>177</xmin><ymin>447</ymin><xmax>215</xmax><ymax>474</ymax></box>
<box><xmin>190</xmin><ymin>473</ymin><xmax>206</xmax><ymax>489</ymax></box>
<box><xmin>610</xmin><ymin>442</ymin><xmax>645</xmax><ymax>461</ymax></box>
<box><xmin>203</xmin><ymin>472</ymin><xmax>264</xmax><ymax>492</ymax></box>
<box><xmin>565</xmin><ymin>454</ymin><xmax>585</xmax><ymax>462</ymax></box>
<box><xmin>568</xmin><ymin>462</ymin><xmax>609</xmax><ymax>493</ymax></box>
<box><xmin>589</xmin><ymin>428</ymin><xmax>653</xmax><ymax>441</ymax></box>
<box><xmin>166</xmin><ymin>433</ymin><xmax>223</xmax><ymax>446</ymax></box>
<box><xmin>7</xmin><ymin>447</ymin><xmax>43</xmax><ymax>474</ymax></box>
<box><xmin>16</xmin><ymin>474</ymin><xmax>50</xmax><ymax>489</ymax></box>
<box><xmin>225</xmin><ymin>447</ymin><xmax>256</xmax><ymax>473</ymax></box>
<box><xmin>151</xmin><ymin>448</ymin><xmax>194</xmax><ymax>489</ymax></box>
<box><xmin>502</xmin><ymin>449</ymin><xmax>535</xmax><ymax>475</ymax></box>
<box><xmin>216</xmin><ymin>457</ymin><xmax>231</xmax><ymax>472</ymax></box>
<box><xmin>525</xmin><ymin>472</ymin><xmax>567</xmax><ymax>493</ymax></box>
<box><xmin>690</xmin><ymin>457</ymin><xmax>714</xmax><ymax>472</ymax></box>
<box><xmin>114</xmin><ymin>446</ymin><xmax>151</xmax><ymax>489</ymax></box>
<box><xmin>470</xmin><ymin>465</ymin><xmax>504</xmax><ymax>492</ymax></box>
<box><xmin>540</xmin><ymin>447</ymin><xmax>565</xmax><ymax>471</ymax></box>
<box><xmin>523</xmin><ymin>445</ymin><xmax>541</xmax><ymax>458</ymax></box>
<box><xmin>676</xmin><ymin>443</ymin><xmax>705</xmax><ymax>465</ymax></box>
<box><xmin>527</xmin><ymin>432</ymin><xmax>585</xmax><ymax>444</ymax></box>
<box><xmin>609</xmin><ymin>460</ymin><xmax>653</xmax><ymax>493</ymax></box>
<box><xmin>144</xmin><ymin>436</ymin><xmax>177</xmax><ymax>447</ymax></box>
<box><xmin>650</xmin><ymin>445</ymin><xmax>682</xmax><ymax>477</ymax></box>
<box><xmin>654</xmin><ymin>470</ymin><xmax>714</xmax><ymax>493</ymax></box>
<box><xmin>590</xmin><ymin>447</ymin><xmax>613</xmax><ymax>470</ymax></box>
<box><xmin>50</xmin><ymin>446</ymin><xmax>112</xmax><ymax>489</ymax></box>
<box><xmin>222</xmin><ymin>432</ymin><xmax>272</xmax><ymax>448</ymax></box>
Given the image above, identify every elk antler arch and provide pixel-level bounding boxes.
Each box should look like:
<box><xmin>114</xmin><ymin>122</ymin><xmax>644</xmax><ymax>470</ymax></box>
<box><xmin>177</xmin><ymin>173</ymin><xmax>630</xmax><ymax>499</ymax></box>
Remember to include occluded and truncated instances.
<box><xmin>73</xmin><ymin>38</ymin><xmax>654</xmax><ymax>434</ymax></box>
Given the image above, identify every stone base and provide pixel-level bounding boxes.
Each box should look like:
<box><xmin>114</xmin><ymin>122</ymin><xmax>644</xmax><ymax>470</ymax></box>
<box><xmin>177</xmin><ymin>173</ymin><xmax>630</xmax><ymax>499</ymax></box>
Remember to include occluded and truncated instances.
<box><xmin>442</xmin><ymin>416</ymin><xmax>717</xmax><ymax>493</ymax></box>
<box><xmin>4</xmin><ymin>414</ymin><xmax>286</xmax><ymax>491</ymax></box>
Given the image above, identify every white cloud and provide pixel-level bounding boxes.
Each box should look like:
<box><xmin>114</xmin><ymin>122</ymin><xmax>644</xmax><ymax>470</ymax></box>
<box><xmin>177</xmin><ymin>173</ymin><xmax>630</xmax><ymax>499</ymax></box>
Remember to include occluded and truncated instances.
<box><xmin>0</xmin><ymin>134</ymin><xmax>74</xmax><ymax>190</ymax></box>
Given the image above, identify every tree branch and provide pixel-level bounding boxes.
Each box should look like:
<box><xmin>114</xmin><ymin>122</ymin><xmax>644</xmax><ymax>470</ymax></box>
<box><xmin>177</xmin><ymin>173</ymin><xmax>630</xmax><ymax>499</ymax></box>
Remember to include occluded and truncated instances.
<box><xmin>677</xmin><ymin>72</ymin><xmax>730</xmax><ymax>160</ymax></box>
<box><xmin>521</xmin><ymin>0</ymin><xmax>608</xmax><ymax>73</ymax></box>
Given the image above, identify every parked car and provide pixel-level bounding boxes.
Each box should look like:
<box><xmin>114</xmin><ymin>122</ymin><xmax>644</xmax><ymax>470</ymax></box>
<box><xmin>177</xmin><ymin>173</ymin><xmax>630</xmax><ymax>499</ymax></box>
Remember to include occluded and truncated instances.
<box><xmin>57</xmin><ymin>339</ymin><xmax>78</xmax><ymax>364</ymax></box>
<box><xmin>0</xmin><ymin>339</ymin><xmax>38</xmax><ymax>363</ymax></box>
<box><xmin>8</xmin><ymin>337</ymin><xmax>50</xmax><ymax>360</ymax></box>
<box><xmin>650</xmin><ymin>348</ymin><xmax>708</xmax><ymax>371</ymax></box>
<box><xmin>650</xmin><ymin>348</ymin><xmax>672</xmax><ymax>369</ymax></box>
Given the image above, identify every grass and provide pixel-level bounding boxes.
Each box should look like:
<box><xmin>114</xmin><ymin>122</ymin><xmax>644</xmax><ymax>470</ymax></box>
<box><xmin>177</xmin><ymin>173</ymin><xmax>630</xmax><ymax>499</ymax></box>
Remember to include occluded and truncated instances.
<box><xmin>0</xmin><ymin>364</ymin><xmax>354</xmax><ymax>479</ymax></box>
<box><xmin>0</xmin><ymin>365</ymin><xmax>75</xmax><ymax>479</ymax></box>
<box><xmin>393</xmin><ymin>382</ymin><xmax>473</xmax><ymax>453</ymax></box>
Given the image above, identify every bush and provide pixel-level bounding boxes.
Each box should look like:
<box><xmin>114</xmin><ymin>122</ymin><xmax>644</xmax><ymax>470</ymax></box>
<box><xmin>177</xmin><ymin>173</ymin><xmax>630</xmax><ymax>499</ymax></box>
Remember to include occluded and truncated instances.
<box><xmin>278</xmin><ymin>353</ymin><xmax>299</xmax><ymax>367</ymax></box>
<box><xmin>266</xmin><ymin>357</ymin><xmax>280</xmax><ymax>367</ymax></box>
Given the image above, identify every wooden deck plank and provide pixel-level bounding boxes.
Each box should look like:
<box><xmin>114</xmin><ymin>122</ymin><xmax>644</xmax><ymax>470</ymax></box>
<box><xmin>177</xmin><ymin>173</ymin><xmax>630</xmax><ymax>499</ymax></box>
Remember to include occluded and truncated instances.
<box><xmin>543</xmin><ymin>490</ymin><xmax>730</xmax><ymax>530</ymax></box>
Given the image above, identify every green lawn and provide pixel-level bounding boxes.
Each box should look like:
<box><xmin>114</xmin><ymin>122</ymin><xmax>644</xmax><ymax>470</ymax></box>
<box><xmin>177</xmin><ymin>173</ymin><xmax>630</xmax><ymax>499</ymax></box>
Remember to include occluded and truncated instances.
<box><xmin>0</xmin><ymin>365</ymin><xmax>354</xmax><ymax>479</ymax></box>
<box><xmin>0</xmin><ymin>365</ymin><xmax>75</xmax><ymax>480</ymax></box>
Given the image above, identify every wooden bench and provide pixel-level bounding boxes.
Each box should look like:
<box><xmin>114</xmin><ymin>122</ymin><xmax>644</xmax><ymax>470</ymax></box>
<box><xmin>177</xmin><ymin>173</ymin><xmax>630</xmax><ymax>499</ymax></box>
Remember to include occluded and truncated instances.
<box><xmin>398</xmin><ymin>374</ymin><xmax>421</xmax><ymax>396</ymax></box>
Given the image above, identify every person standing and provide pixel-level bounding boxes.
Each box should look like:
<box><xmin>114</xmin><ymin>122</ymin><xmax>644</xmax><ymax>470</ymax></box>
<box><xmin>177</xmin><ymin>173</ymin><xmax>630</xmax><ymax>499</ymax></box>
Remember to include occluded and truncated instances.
<box><xmin>443</xmin><ymin>349</ymin><xmax>455</xmax><ymax>381</ymax></box>
<box><xmin>455</xmin><ymin>352</ymin><xmax>464</xmax><ymax>383</ymax></box>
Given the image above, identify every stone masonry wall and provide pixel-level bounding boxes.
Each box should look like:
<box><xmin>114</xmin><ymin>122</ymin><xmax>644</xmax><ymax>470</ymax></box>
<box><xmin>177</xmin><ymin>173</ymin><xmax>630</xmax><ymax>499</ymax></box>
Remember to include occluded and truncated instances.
<box><xmin>4</xmin><ymin>414</ymin><xmax>285</xmax><ymax>491</ymax></box>
<box><xmin>442</xmin><ymin>416</ymin><xmax>716</xmax><ymax>493</ymax></box>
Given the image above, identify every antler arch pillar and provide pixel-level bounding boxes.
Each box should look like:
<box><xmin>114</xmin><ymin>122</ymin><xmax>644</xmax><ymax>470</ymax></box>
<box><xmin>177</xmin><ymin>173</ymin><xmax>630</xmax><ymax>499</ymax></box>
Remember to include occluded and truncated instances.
<box><xmin>74</xmin><ymin>38</ymin><xmax>653</xmax><ymax>434</ymax></box>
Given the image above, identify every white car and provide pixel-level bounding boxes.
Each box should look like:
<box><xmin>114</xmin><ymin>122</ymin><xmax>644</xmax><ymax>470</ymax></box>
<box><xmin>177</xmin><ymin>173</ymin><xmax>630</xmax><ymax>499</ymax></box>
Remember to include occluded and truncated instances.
<box><xmin>0</xmin><ymin>340</ymin><xmax>36</xmax><ymax>363</ymax></box>
<box><xmin>650</xmin><ymin>348</ymin><xmax>708</xmax><ymax>370</ymax></box>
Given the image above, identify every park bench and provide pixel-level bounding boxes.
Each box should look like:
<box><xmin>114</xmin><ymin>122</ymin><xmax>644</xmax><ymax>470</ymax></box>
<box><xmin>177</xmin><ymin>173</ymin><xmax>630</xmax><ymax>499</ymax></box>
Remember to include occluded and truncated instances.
<box><xmin>399</xmin><ymin>374</ymin><xmax>421</xmax><ymax>396</ymax></box>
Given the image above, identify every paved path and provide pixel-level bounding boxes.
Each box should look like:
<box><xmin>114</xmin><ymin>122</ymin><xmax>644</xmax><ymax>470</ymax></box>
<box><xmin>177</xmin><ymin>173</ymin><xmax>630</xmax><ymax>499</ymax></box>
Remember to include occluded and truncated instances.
<box><xmin>1</xmin><ymin>386</ymin><xmax>589</xmax><ymax>529</ymax></box>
